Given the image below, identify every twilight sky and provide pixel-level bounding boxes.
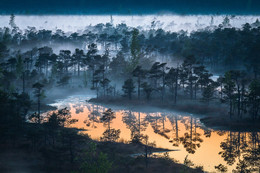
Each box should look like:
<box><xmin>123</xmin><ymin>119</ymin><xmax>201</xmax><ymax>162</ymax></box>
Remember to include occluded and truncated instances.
<box><xmin>0</xmin><ymin>0</ymin><xmax>259</xmax><ymax>15</ymax></box>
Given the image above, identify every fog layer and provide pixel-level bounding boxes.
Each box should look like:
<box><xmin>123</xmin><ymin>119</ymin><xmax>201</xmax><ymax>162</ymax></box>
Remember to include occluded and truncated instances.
<box><xmin>0</xmin><ymin>15</ymin><xmax>259</xmax><ymax>33</ymax></box>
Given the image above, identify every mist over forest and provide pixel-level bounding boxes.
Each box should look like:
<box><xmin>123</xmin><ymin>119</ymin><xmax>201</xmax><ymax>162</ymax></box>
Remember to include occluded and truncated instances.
<box><xmin>1</xmin><ymin>15</ymin><xmax>260</xmax><ymax>33</ymax></box>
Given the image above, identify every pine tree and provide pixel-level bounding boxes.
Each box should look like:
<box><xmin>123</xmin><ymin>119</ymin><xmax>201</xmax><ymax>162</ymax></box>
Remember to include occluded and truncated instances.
<box><xmin>222</xmin><ymin>72</ymin><xmax>236</xmax><ymax>119</ymax></box>
<box><xmin>32</xmin><ymin>82</ymin><xmax>44</xmax><ymax>123</ymax></box>
<box><xmin>122</xmin><ymin>79</ymin><xmax>135</xmax><ymax>100</ymax></box>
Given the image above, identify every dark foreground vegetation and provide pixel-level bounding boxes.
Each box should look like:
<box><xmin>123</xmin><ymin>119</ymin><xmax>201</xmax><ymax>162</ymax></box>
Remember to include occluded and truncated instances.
<box><xmin>0</xmin><ymin>14</ymin><xmax>260</xmax><ymax>172</ymax></box>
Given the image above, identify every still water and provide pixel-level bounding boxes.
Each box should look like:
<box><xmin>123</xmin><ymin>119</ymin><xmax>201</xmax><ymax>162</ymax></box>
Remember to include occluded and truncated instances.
<box><xmin>49</xmin><ymin>95</ymin><xmax>260</xmax><ymax>173</ymax></box>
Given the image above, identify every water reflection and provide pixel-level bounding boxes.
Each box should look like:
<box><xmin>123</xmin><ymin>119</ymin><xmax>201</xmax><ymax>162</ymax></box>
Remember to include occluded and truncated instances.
<box><xmin>50</xmin><ymin>96</ymin><xmax>260</xmax><ymax>172</ymax></box>
<box><xmin>84</xmin><ymin>105</ymin><xmax>101</xmax><ymax>128</ymax></box>
<box><xmin>100</xmin><ymin>108</ymin><xmax>121</xmax><ymax>142</ymax></box>
<box><xmin>220</xmin><ymin>131</ymin><xmax>260</xmax><ymax>173</ymax></box>
<box><xmin>168</xmin><ymin>115</ymin><xmax>180</xmax><ymax>147</ymax></box>
<box><xmin>122</xmin><ymin>111</ymin><xmax>148</xmax><ymax>143</ymax></box>
<box><xmin>179</xmin><ymin>116</ymin><xmax>203</xmax><ymax>154</ymax></box>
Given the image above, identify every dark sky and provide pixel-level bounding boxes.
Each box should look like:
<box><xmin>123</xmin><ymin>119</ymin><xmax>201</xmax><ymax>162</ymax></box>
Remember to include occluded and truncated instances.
<box><xmin>0</xmin><ymin>0</ymin><xmax>259</xmax><ymax>15</ymax></box>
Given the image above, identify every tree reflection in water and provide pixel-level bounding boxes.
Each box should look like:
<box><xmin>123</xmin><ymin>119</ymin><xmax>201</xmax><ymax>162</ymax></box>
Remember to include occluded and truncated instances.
<box><xmin>122</xmin><ymin>112</ymin><xmax>204</xmax><ymax>154</ymax></box>
<box><xmin>73</xmin><ymin>102</ymin><xmax>260</xmax><ymax>172</ymax></box>
<box><xmin>219</xmin><ymin>132</ymin><xmax>239</xmax><ymax>165</ymax></box>
<box><xmin>84</xmin><ymin>105</ymin><xmax>101</xmax><ymax>128</ymax></box>
<box><xmin>122</xmin><ymin>111</ymin><xmax>260</xmax><ymax>172</ymax></box>
<box><xmin>179</xmin><ymin>116</ymin><xmax>203</xmax><ymax>154</ymax></box>
<box><xmin>122</xmin><ymin>111</ymin><xmax>148</xmax><ymax>143</ymax></box>
<box><xmin>168</xmin><ymin>114</ymin><xmax>180</xmax><ymax>147</ymax></box>
<box><xmin>219</xmin><ymin>131</ymin><xmax>260</xmax><ymax>172</ymax></box>
<box><xmin>100</xmin><ymin>108</ymin><xmax>121</xmax><ymax>142</ymax></box>
<box><xmin>73</xmin><ymin>103</ymin><xmax>84</xmax><ymax>114</ymax></box>
<box><xmin>145</xmin><ymin>113</ymin><xmax>171</xmax><ymax>139</ymax></box>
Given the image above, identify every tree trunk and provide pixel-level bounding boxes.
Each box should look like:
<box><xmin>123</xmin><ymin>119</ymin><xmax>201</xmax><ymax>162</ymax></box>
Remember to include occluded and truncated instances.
<box><xmin>194</xmin><ymin>83</ymin><xmax>197</xmax><ymax>100</ymax></box>
<box><xmin>174</xmin><ymin>70</ymin><xmax>178</xmax><ymax>105</ymax></box>
<box><xmin>78</xmin><ymin>63</ymin><xmax>80</xmax><ymax>77</ymax></box>
<box><xmin>38</xmin><ymin>95</ymin><xmax>41</xmax><ymax>123</ymax></box>
<box><xmin>22</xmin><ymin>71</ymin><xmax>25</xmax><ymax>93</ymax></box>
<box><xmin>138</xmin><ymin>77</ymin><xmax>140</xmax><ymax>100</ymax></box>
<box><xmin>229</xmin><ymin>99</ymin><xmax>232</xmax><ymax>119</ymax></box>
<box><xmin>190</xmin><ymin>80</ymin><xmax>193</xmax><ymax>100</ymax></box>
<box><xmin>237</xmin><ymin>85</ymin><xmax>241</xmax><ymax>119</ymax></box>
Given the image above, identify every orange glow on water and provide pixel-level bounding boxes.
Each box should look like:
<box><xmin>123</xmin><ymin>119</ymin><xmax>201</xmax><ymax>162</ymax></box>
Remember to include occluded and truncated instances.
<box><xmin>50</xmin><ymin>96</ymin><xmax>260</xmax><ymax>173</ymax></box>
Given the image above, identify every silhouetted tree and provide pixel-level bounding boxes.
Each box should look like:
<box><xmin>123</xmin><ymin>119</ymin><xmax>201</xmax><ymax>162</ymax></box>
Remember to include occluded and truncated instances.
<box><xmin>132</xmin><ymin>66</ymin><xmax>145</xmax><ymax>99</ymax></box>
<box><xmin>32</xmin><ymin>82</ymin><xmax>44</xmax><ymax>123</ymax></box>
<box><xmin>222</xmin><ymin>72</ymin><xmax>236</xmax><ymax>119</ymax></box>
<box><xmin>122</xmin><ymin>79</ymin><xmax>135</xmax><ymax>100</ymax></box>
<box><xmin>141</xmin><ymin>82</ymin><xmax>153</xmax><ymax>101</ymax></box>
<box><xmin>247</xmin><ymin>80</ymin><xmax>260</xmax><ymax>120</ymax></box>
<box><xmin>72</xmin><ymin>48</ymin><xmax>84</xmax><ymax>76</ymax></box>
